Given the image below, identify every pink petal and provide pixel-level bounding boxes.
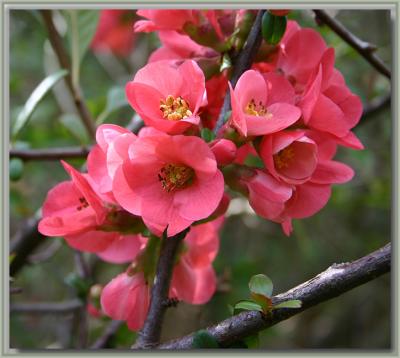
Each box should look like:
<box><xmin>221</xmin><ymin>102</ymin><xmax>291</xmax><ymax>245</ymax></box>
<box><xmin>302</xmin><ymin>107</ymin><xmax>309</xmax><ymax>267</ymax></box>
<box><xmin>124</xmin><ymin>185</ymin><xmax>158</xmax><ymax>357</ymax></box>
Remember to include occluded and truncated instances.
<box><xmin>263</xmin><ymin>72</ymin><xmax>295</xmax><ymax>105</ymax></box>
<box><xmin>96</xmin><ymin>124</ymin><xmax>131</xmax><ymax>152</ymax></box>
<box><xmin>65</xmin><ymin>231</ymin><xmax>119</xmax><ymax>253</ymax></box>
<box><xmin>235</xmin><ymin>70</ymin><xmax>267</xmax><ymax>110</ymax></box>
<box><xmin>311</xmin><ymin>160</ymin><xmax>354</xmax><ymax>184</ymax></box>
<box><xmin>87</xmin><ymin>145</ymin><xmax>112</xmax><ymax>194</ymax></box>
<box><xmin>97</xmin><ymin>234</ymin><xmax>143</xmax><ymax>263</ymax></box>
<box><xmin>229</xmin><ymin>82</ymin><xmax>247</xmax><ymax>136</ymax></box>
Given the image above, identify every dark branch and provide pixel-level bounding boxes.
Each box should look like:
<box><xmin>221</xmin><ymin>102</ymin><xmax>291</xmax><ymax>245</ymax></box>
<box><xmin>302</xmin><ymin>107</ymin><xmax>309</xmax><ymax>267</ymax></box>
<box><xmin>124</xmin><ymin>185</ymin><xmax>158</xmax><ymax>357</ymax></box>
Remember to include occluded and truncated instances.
<box><xmin>40</xmin><ymin>10</ymin><xmax>96</xmax><ymax>139</ymax></box>
<box><xmin>11</xmin><ymin>299</ymin><xmax>83</xmax><ymax>314</ymax></box>
<box><xmin>313</xmin><ymin>10</ymin><xmax>391</xmax><ymax>79</ymax></box>
<box><xmin>10</xmin><ymin>146</ymin><xmax>91</xmax><ymax>161</ymax></box>
<box><xmin>10</xmin><ymin>217</ymin><xmax>44</xmax><ymax>277</ymax></box>
<box><xmin>213</xmin><ymin>10</ymin><xmax>266</xmax><ymax>135</ymax></box>
<box><xmin>133</xmin><ymin>229</ymin><xmax>189</xmax><ymax>349</ymax></box>
<box><xmin>90</xmin><ymin>320</ymin><xmax>124</xmax><ymax>349</ymax></box>
<box><xmin>361</xmin><ymin>93</ymin><xmax>391</xmax><ymax>125</ymax></box>
<box><xmin>159</xmin><ymin>243</ymin><xmax>391</xmax><ymax>349</ymax></box>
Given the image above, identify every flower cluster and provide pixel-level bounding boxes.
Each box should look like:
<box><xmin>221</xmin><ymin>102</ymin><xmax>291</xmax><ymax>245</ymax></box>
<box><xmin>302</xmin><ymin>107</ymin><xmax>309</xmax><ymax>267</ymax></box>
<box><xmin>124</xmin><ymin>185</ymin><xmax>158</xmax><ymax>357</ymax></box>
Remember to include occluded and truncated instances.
<box><xmin>38</xmin><ymin>9</ymin><xmax>363</xmax><ymax>331</ymax></box>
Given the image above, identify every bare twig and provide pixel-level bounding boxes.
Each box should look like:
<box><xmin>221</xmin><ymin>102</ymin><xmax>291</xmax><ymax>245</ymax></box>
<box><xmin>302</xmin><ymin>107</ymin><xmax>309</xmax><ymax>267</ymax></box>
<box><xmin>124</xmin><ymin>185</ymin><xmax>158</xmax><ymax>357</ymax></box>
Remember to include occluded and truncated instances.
<box><xmin>11</xmin><ymin>299</ymin><xmax>83</xmax><ymax>314</ymax></box>
<box><xmin>10</xmin><ymin>146</ymin><xmax>91</xmax><ymax>161</ymax></box>
<box><xmin>133</xmin><ymin>229</ymin><xmax>189</xmax><ymax>349</ymax></box>
<box><xmin>213</xmin><ymin>10</ymin><xmax>266</xmax><ymax>135</ymax></box>
<box><xmin>361</xmin><ymin>93</ymin><xmax>391</xmax><ymax>124</ymax></box>
<box><xmin>40</xmin><ymin>10</ymin><xmax>96</xmax><ymax>139</ymax></box>
<box><xmin>90</xmin><ymin>320</ymin><xmax>124</xmax><ymax>349</ymax></box>
<box><xmin>313</xmin><ymin>10</ymin><xmax>391</xmax><ymax>79</ymax></box>
<box><xmin>159</xmin><ymin>243</ymin><xmax>391</xmax><ymax>349</ymax></box>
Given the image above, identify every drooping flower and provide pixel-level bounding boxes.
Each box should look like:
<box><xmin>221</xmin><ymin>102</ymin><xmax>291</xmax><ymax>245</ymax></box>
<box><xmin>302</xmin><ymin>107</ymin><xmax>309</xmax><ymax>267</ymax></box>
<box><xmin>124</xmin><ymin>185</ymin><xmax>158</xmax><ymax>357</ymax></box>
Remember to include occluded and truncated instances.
<box><xmin>229</xmin><ymin>70</ymin><xmax>301</xmax><ymax>137</ymax></box>
<box><xmin>134</xmin><ymin>9</ymin><xmax>197</xmax><ymax>32</ymax></box>
<box><xmin>101</xmin><ymin>271</ymin><xmax>150</xmax><ymax>331</ymax></box>
<box><xmin>112</xmin><ymin>133</ymin><xmax>224</xmax><ymax>237</ymax></box>
<box><xmin>126</xmin><ymin>60</ymin><xmax>207</xmax><ymax>134</ymax></box>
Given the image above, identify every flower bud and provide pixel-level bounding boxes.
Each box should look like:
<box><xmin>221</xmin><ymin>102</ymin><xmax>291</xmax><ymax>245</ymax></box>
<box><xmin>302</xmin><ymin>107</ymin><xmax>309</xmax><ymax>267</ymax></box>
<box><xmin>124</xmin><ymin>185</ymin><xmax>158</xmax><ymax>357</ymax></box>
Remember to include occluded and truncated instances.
<box><xmin>210</xmin><ymin>139</ymin><xmax>237</xmax><ymax>166</ymax></box>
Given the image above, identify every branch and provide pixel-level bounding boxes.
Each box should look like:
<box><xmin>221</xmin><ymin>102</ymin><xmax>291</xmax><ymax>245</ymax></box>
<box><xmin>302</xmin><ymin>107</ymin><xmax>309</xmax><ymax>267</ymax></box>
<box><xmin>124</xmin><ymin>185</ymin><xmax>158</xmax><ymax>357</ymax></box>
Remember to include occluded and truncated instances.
<box><xmin>40</xmin><ymin>10</ymin><xmax>96</xmax><ymax>139</ymax></box>
<box><xmin>361</xmin><ymin>93</ymin><xmax>391</xmax><ymax>125</ymax></box>
<box><xmin>90</xmin><ymin>320</ymin><xmax>124</xmax><ymax>349</ymax></box>
<box><xmin>11</xmin><ymin>299</ymin><xmax>83</xmax><ymax>314</ymax></box>
<box><xmin>133</xmin><ymin>229</ymin><xmax>189</xmax><ymax>349</ymax></box>
<box><xmin>313</xmin><ymin>10</ymin><xmax>391</xmax><ymax>79</ymax></box>
<box><xmin>10</xmin><ymin>146</ymin><xmax>91</xmax><ymax>161</ymax></box>
<box><xmin>213</xmin><ymin>10</ymin><xmax>266</xmax><ymax>135</ymax></box>
<box><xmin>159</xmin><ymin>243</ymin><xmax>391</xmax><ymax>349</ymax></box>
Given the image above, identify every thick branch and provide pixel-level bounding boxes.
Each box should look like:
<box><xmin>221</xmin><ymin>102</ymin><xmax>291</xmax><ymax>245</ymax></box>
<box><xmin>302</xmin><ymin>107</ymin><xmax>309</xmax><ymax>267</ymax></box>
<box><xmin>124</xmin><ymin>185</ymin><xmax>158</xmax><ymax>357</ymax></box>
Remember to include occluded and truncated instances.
<box><xmin>10</xmin><ymin>146</ymin><xmax>90</xmax><ymax>161</ymax></box>
<box><xmin>40</xmin><ymin>10</ymin><xmax>96</xmax><ymax>139</ymax></box>
<box><xmin>90</xmin><ymin>320</ymin><xmax>124</xmax><ymax>349</ymax></box>
<box><xmin>133</xmin><ymin>229</ymin><xmax>189</xmax><ymax>349</ymax></box>
<box><xmin>159</xmin><ymin>243</ymin><xmax>391</xmax><ymax>349</ymax></box>
<box><xmin>213</xmin><ymin>10</ymin><xmax>266</xmax><ymax>135</ymax></box>
<box><xmin>313</xmin><ymin>10</ymin><xmax>391</xmax><ymax>79</ymax></box>
<box><xmin>11</xmin><ymin>299</ymin><xmax>83</xmax><ymax>314</ymax></box>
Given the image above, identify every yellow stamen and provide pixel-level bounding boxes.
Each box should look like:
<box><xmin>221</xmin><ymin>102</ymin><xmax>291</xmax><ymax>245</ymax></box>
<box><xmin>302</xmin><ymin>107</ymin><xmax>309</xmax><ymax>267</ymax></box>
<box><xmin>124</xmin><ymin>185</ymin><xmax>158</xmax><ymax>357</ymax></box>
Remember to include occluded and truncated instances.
<box><xmin>158</xmin><ymin>164</ymin><xmax>195</xmax><ymax>192</ymax></box>
<box><xmin>274</xmin><ymin>147</ymin><xmax>295</xmax><ymax>169</ymax></box>
<box><xmin>160</xmin><ymin>95</ymin><xmax>192</xmax><ymax>121</ymax></box>
<box><xmin>245</xmin><ymin>99</ymin><xmax>272</xmax><ymax>118</ymax></box>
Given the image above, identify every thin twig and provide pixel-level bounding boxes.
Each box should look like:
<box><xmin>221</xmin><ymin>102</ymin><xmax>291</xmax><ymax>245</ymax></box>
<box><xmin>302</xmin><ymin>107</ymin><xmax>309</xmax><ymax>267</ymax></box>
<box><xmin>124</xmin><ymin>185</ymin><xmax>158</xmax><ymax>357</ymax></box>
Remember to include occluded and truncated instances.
<box><xmin>159</xmin><ymin>243</ymin><xmax>391</xmax><ymax>349</ymax></box>
<box><xmin>361</xmin><ymin>93</ymin><xmax>391</xmax><ymax>124</ymax></box>
<box><xmin>11</xmin><ymin>299</ymin><xmax>83</xmax><ymax>314</ymax></box>
<box><xmin>90</xmin><ymin>320</ymin><xmax>124</xmax><ymax>349</ymax></box>
<box><xmin>313</xmin><ymin>10</ymin><xmax>391</xmax><ymax>79</ymax></box>
<box><xmin>213</xmin><ymin>10</ymin><xmax>266</xmax><ymax>135</ymax></box>
<box><xmin>133</xmin><ymin>229</ymin><xmax>190</xmax><ymax>349</ymax></box>
<box><xmin>40</xmin><ymin>10</ymin><xmax>96</xmax><ymax>139</ymax></box>
<box><xmin>10</xmin><ymin>146</ymin><xmax>91</xmax><ymax>161</ymax></box>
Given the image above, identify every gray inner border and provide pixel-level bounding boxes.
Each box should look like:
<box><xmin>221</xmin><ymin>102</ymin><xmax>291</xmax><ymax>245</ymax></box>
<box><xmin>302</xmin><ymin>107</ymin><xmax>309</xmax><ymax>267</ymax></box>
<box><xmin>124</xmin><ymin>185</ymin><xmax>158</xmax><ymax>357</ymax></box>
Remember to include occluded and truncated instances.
<box><xmin>1</xmin><ymin>2</ymin><xmax>398</xmax><ymax>357</ymax></box>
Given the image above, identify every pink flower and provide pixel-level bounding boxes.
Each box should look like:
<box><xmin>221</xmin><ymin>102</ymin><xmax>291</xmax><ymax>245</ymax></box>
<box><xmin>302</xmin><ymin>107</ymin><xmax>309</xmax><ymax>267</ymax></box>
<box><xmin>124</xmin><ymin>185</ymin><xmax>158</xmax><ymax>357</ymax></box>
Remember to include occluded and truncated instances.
<box><xmin>97</xmin><ymin>234</ymin><xmax>146</xmax><ymax>264</ymax></box>
<box><xmin>170</xmin><ymin>219</ymin><xmax>221</xmax><ymax>304</ymax></box>
<box><xmin>134</xmin><ymin>10</ymin><xmax>197</xmax><ymax>32</ymax></box>
<box><xmin>87</xmin><ymin>124</ymin><xmax>136</xmax><ymax>199</ymax></box>
<box><xmin>101</xmin><ymin>272</ymin><xmax>150</xmax><ymax>331</ymax></box>
<box><xmin>126</xmin><ymin>60</ymin><xmax>207</xmax><ymax>134</ymax></box>
<box><xmin>229</xmin><ymin>70</ymin><xmax>301</xmax><ymax>137</ymax></box>
<box><xmin>112</xmin><ymin>134</ymin><xmax>224</xmax><ymax>237</ymax></box>
<box><xmin>209</xmin><ymin>139</ymin><xmax>237</xmax><ymax>166</ymax></box>
<box><xmin>260</xmin><ymin>130</ymin><xmax>318</xmax><ymax>184</ymax></box>
<box><xmin>90</xmin><ymin>10</ymin><xmax>137</xmax><ymax>56</ymax></box>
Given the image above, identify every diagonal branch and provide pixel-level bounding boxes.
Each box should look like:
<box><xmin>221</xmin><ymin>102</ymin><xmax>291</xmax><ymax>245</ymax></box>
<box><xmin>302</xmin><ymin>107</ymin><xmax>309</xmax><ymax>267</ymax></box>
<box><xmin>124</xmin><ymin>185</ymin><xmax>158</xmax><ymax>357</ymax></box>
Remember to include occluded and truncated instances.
<box><xmin>40</xmin><ymin>10</ymin><xmax>96</xmax><ymax>139</ymax></box>
<box><xmin>159</xmin><ymin>243</ymin><xmax>391</xmax><ymax>349</ymax></box>
<box><xmin>213</xmin><ymin>10</ymin><xmax>266</xmax><ymax>135</ymax></box>
<box><xmin>90</xmin><ymin>320</ymin><xmax>124</xmax><ymax>349</ymax></box>
<box><xmin>133</xmin><ymin>229</ymin><xmax>189</xmax><ymax>349</ymax></box>
<box><xmin>313</xmin><ymin>10</ymin><xmax>391</xmax><ymax>79</ymax></box>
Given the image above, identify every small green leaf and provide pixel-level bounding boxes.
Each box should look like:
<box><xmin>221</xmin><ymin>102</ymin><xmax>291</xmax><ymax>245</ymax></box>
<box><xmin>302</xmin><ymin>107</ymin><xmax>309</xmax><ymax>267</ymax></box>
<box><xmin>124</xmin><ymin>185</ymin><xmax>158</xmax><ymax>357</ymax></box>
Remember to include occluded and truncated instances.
<box><xmin>201</xmin><ymin>128</ymin><xmax>216</xmax><ymax>143</ymax></box>
<box><xmin>274</xmin><ymin>299</ymin><xmax>302</xmax><ymax>309</ymax></box>
<box><xmin>261</xmin><ymin>12</ymin><xmax>287</xmax><ymax>45</ymax></box>
<box><xmin>244</xmin><ymin>154</ymin><xmax>265</xmax><ymax>168</ymax></box>
<box><xmin>219</xmin><ymin>53</ymin><xmax>232</xmax><ymax>72</ymax></box>
<box><xmin>227</xmin><ymin>304</ymin><xmax>234</xmax><ymax>315</ymax></box>
<box><xmin>96</xmin><ymin>86</ymin><xmax>128</xmax><ymax>124</ymax></box>
<box><xmin>192</xmin><ymin>330</ymin><xmax>219</xmax><ymax>349</ymax></box>
<box><xmin>243</xmin><ymin>334</ymin><xmax>259</xmax><ymax>349</ymax></box>
<box><xmin>12</xmin><ymin>69</ymin><xmax>68</xmax><ymax>139</ymax></box>
<box><xmin>249</xmin><ymin>274</ymin><xmax>273</xmax><ymax>298</ymax></box>
<box><xmin>10</xmin><ymin>158</ymin><xmax>24</xmax><ymax>182</ymax></box>
<box><xmin>234</xmin><ymin>300</ymin><xmax>263</xmax><ymax>314</ymax></box>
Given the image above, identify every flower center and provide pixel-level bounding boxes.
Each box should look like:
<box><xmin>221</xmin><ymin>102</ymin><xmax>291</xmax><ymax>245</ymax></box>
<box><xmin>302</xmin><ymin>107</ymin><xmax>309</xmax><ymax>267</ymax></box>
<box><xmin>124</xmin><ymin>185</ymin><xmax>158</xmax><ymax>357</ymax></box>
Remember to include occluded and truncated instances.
<box><xmin>158</xmin><ymin>164</ymin><xmax>195</xmax><ymax>192</ymax></box>
<box><xmin>76</xmin><ymin>197</ymin><xmax>89</xmax><ymax>211</ymax></box>
<box><xmin>274</xmin><ymin>147</ymin><xmax>295</xmax><ymax>169</ymax></box>
<box><xmin>160</xmin><ymin>95</ymin><xmax>193</xmax><ymax>121</ymax></box>
<box><xmin>245</xmin><ymin>99</ymin><xmax>272</xmax><ymax>118</ymax></box>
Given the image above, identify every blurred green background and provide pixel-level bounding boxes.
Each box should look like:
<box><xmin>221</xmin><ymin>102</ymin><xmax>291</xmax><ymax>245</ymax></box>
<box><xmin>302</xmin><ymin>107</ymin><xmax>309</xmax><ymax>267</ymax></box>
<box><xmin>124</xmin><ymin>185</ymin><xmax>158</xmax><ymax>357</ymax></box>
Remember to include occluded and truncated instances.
<box><xmin>9</xmin><ymin>9</ymin><xmax>391</xmax><ymax>349</ymax></box>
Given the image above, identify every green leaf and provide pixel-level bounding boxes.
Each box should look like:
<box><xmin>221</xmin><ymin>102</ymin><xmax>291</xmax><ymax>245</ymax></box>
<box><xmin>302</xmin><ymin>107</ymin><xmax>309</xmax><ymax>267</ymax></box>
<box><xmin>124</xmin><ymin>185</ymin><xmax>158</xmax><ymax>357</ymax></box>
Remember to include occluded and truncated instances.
<box><xmin>219</xmin><ymin>53</ymin><xmax>232</xmax><ymax>72</ymax></box>
<box><xmin>244</xmin><ymin>154</ymin><xmax>265</xmax><ymax>168</ymax></box>
<box><xmin>201</xmin><ymin>128</ymin><xmax>216</xmax><ymax>143</ymax></box>
<box><xmin>261</xmin><ymin>12</ymin><xmax>287</xmax><ymax>45</ymax></box>
<box><xmin>12</xmin><ymin>69</ymin><xmax>68</xmax><ymax>139</ymax></box>
<box><xmin>234</xmin><ymin>300</ymin><xmax>263</xmax><ymax>314</ymax></box>
<box><xmin>249</xmin><ymin>274</ymin><xmax>273</xmax><ymax>298</ymax></box>
<box><xmin>192</xmin><ymin>330</ymin><xmax>219</xmax><ymax>349</ymax></box>
<box><xmin>96</xmin><ymin>86</ymin><xmax>128</xmax><ymax>124</ymax></box>
<box><xmin>274</xmin><ymin>299</ymin><xmax>302</xmax><ymax>309</ymax></box>
<box><xmin>243</xmin><ymin>334</ymin><xmax>259</xmax><ymax>348</ymax></box>
<box><xmin>227</xmin><ymin>304</ymin><xmax>234</xmax><ymax>316</ymax></box>
<box><xmin>10</xmin><ymin>158</ymin><xmax>24</xmax><ymax>182</ymax></box>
